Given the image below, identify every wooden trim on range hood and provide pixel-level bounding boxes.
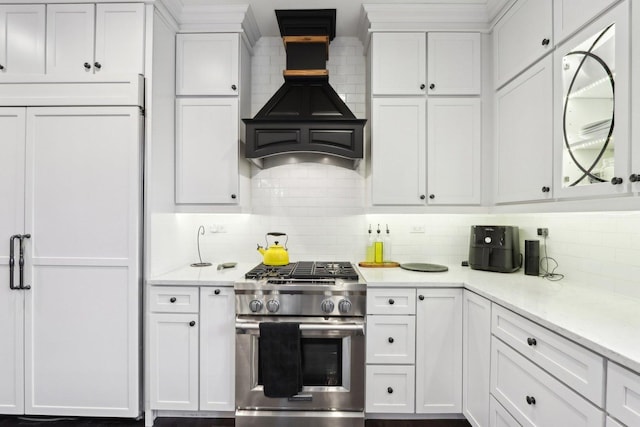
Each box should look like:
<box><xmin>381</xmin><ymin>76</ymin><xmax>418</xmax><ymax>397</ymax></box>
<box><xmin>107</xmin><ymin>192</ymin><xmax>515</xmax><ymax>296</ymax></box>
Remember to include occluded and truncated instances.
<box><xmin>283</xmin><ymin>69</ymin><xmax>328</xmax><ymax>77</ymax></box>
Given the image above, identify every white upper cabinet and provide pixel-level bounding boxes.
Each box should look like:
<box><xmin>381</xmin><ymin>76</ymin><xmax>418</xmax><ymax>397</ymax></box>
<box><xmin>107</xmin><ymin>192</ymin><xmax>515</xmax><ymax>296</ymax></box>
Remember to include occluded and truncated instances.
<box><xmin>495</xmin><ymin>55</ymin><xmax>553</xmax><ymax>204</ymax></box>
<box><xmin>553</xmin><ymin>1</ymin><xmax>629</xmax><ymax>199</ymax></box>
<box><xmin>46</xmin><ymin>3</ymin><xmax>144</xmax><ymax>76</ymax></box>
<box><xmin>554</xmin><ymin>0</ymin><xmax>620</xmax><ymax>44</ymax></box>
<box><xmin>371</xmin><ymin>32</ymin><xmax>426</xmax><ymax>96</ymax></box>
<box><xmin>427</xmin><ymin>32</ymin><xmax>481</xmax><ymax>95</ymax></box>
<box><xmin>0</xmin><ymin>5</ymin><xmax>45</xmax><ymax>75</ymax></box>
<box><xmin>176</xmin><ymin>33</ymin><xmax>239</xmax><ymax>96</ymax></box>
<box><xmin>427</xmin><ymin>98</ymin><xmax>481</xmax><ymax>205</ymax></box>
<box><xmin>371</xmin><ymin>97</ymin><xmax>426</xmax><ymax>205</ymax></box>
<box><xmin>493</xmin><ymin>0</ymin><xmax>553</xmax><ymax>88</ymax></box>
<box><xmin>175</xmin><ymin>98</ymin><xmax>239</xmax><ymax>204</ymax></box>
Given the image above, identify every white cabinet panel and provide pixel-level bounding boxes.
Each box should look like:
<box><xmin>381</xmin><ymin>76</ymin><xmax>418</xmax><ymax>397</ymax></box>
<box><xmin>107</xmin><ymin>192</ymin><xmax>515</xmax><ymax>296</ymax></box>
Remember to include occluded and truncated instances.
<box><xmin>366</xmin><ymin>315</ymin><xmax>416</xmax><ymax>365</ymax></box>
<box><xmin>607</xmin><ymin>362</ymin><xmax>640</xmax><ymax>427</ymax></box>
<box><xmin>371</xmin><ymin>98</ymin><xmax>426</xmax><ymax>205</ymax></box>
<box><xmin>427</xmin><ymin>32</ymin><xmax>481</xmax><ymax>95</ymax></box>
<box><xmin>427</xmin><ymin>98</ymin><xmax>481</xmax><ymax>205</ymax></box>
<box><xmin>175</xmin><ymin>98</ymin><xmax>239</xmax><ymax>204</ymax></box>
<box><xmin>463</xmin><ymin>291</ymin><xmax>491</xmax><ymax>427</ymax></box>
<box><xmin>149</xmin><ymin>313</ymin><xmax>199</xmax><ymax>411</ymax></box>
<box><xmin>495</xmin><ymin>55</ymin><xmax>553</xmax><ymax>203</ymax></box>
<box><xmin>94</xmin><ymin>3</ymin><xmax>145</xmax><ymax>75</ymax></box>
<box><xmin>492</xmin><ymin>304</ymin><xmax>605</xmax><ymax>405</ymax></box>
<box><xmin>554</xmin><ymin>0</ymin><xmax>619</xmax><ymax>43</ymax></box>
<box><xmin>176</xmin><ymin>33</ymin><xmax>239</xmax><ymax>96</ymax></box>
<box><xmin>366</xmin><ymin>365</ymin><xmax>415</xmax><ymax>413</ymax></box>
<box><xmin>0</xmin><ymin>5</ymin><xmax>45</xmax><ymax>75</ymax></box>
<box><xmin>21</xmin><ymin>107</ymin><xmax>141</xmax><ymax>417</ymax></box>
<box><xmin>606</xmin><ymin>416</ymin><xmax>625</xmax><ymax>427</ymax></box>
<box><xmin>415</xmin><ymin>288</ymin><xmax>462</xmax><ymax>414</ymax></box>
<box><xmin>200</xmin><ymin>287</ymin><xmax>235</xmax><ymax>411</ymax></box>
<box><xmin>491</xmin><ymin>338</ymin><xmax>604</xmax><ymax>427</ymax></box>
<box><xmin>493</xmin><ymin>0</ymin><xmax>553</xmax><ymax>88</ymax></box>
<box><xmin>46</xmin><ymin>4</ymin><xmax>94</xmax><ymax>75</ymax></box>
<box><xmin>0</xmin><ymin>108</ymin><xmax>25</xmax><ymax>414</ymax></box>
<box><xmin>371</xmin><ymin>32</ymin><xmax>426</xmax><ymax>95</ymax></box>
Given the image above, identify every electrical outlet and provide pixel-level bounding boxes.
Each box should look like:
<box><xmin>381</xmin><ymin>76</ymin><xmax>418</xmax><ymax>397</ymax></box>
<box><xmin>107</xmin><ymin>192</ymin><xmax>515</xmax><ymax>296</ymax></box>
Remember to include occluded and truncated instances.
<box><xmin>208</xmin><ymin>225</ymin><xmax>227</xmax><ymax>233</ymax></box>
<box><xmin>410</xmin><ymin>225</ymin><xmax>426</xmax><ymax>233</ymax></box>
<box><xmin>537</xmin><ymin>228</ymin><xmax>549</xmax><ymax>237</ymax></box>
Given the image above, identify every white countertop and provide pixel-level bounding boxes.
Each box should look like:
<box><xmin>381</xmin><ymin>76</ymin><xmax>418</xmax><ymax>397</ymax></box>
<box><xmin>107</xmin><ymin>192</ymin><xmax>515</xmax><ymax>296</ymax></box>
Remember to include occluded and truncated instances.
<box><xmin>148</xmin><ymin>262</ymin><xmax>640</xmax><ymax>374</ymax></box>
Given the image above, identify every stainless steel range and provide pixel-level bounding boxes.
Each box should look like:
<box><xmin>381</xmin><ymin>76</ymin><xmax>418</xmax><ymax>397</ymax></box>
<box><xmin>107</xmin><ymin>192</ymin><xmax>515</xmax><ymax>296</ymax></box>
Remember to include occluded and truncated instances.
<box><xmin>235</xmin><ymin>261</ymin><xmax>366</xmax><ymax>427</ymax></box>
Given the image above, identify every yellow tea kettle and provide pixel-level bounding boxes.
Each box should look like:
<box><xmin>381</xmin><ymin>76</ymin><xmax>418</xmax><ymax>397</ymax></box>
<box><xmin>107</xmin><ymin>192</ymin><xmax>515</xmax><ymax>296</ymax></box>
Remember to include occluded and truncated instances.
<box><xmin>257</xmin><ymin>232</ymin><xmax>289</xmax><ymax>266</ymax></box>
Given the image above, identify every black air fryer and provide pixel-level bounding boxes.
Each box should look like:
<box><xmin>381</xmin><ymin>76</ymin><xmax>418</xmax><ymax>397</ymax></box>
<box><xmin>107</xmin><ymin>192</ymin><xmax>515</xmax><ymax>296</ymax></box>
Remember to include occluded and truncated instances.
<box><xmin>468</xmin><ymin>226</ymin><xmax>522</xmax><ymax>273</ymax></box>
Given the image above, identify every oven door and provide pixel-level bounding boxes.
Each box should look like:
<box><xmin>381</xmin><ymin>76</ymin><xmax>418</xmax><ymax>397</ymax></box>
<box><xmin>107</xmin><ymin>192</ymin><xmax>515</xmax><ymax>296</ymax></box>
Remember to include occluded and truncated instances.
<box><xmin>235</xmin><ymin>316</ymin><xmax>365</xmax><ymax>412</ymax></box>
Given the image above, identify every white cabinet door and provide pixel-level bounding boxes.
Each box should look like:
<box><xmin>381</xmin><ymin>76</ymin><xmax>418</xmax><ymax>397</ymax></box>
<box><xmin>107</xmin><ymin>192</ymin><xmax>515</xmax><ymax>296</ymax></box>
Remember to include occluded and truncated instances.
<box><xmin>0</xmin><ymin>5</ymin><xmax>45</xmax><ymax>75</ymax></box>
<box><xmin>371</xmin><ymin>32</ymin><xmax>426</xmax><ymax>95</ymax></box>
<box><xmin>427</xmin><ymin>98</ymin><xmax>481</xmax><ymax>205</ymax></box>
<box><xmin>371</xmin><ymin>98</ymin><xmax>426</xmax><ymax>205</ymax></box>
<box><xmin>200</xmin><ymin>287</ymin><xmax>235</xmax><ymax>411</ymax></box>
<box><xmin>415</xmin><ymin>288</ymin><xmax>462</xmax><ymax>414</ymax></box>
<box><xmin>554</xmin><ymin>0</ymin><xmax>620</xmax><ymax>44</ymax></box>
<box><xmin>94</xmin><ymin>3</ymin><xmax>145</xmax><ymax>75</ymax></box>
<box><xmin>176</xmin><ymin>33</ymin><xmax>239</xmax><ymax>96</ymax></box>
<box><xmin>490</xmin><ymin>395</ymin><xmax>522</xmax><ymax>427</ymax></box>
<box><xmin>495</xmin><ymin>55</ymin><xmax>553</xmax><ymax>203</ymax></box>
<box><xmin>462</xmin><ymin>291</ymin><xmax>491</xmax><ymax>427</ymax></box>
<box><xmin>45</xmin><ymin>4</ymin><xmax>95</xmax><ymax>75</ymax></box>
<box><xmin>607</xmin><ymin>362</ymin><xmax>640</xmax><ymax>427</ymax></box>
<box><xmin>149</xmin><ymin>313</ymin><xmax>199</xmax><ymax>411</ymax></box>
<box><xmin>23</xmin><ymin>107</ymin><xmax>141</xmax><ymax>417</ymax></box>
<box><xmin>366</xmin><ymin>365</ymin><xmax>415</xmax><ymax>413</ymax></box>
<box><xmin>427</xmin><ymin>32</ymin><xmax>481</xmax><ymax>95</ymax></box>
<box><xmin>0</xmin><ymin>108</ymin><xmax>26</xmax><ymax>414</ymax></box>
<box><xmin>175</xmin><ymin>98</ymin><xmax>239</xmax><ymax>204</ymax></box>
<box><xmin>366</xmin><ymin>315</ymin><xmax>416</xmax><ymax>365</ymax></box>
<box><xmin>493</xmin><ymin>0</ymin><xmax>553</xmax><ymax>88</ymax></box>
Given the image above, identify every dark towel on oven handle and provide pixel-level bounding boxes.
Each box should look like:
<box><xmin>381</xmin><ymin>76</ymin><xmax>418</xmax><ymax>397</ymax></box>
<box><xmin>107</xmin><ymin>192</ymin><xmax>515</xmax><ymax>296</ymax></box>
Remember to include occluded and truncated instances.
<box><xmin>259</xmin><ymin>322</ymin><xmax>303</xmax><ymax>398</ymax></box>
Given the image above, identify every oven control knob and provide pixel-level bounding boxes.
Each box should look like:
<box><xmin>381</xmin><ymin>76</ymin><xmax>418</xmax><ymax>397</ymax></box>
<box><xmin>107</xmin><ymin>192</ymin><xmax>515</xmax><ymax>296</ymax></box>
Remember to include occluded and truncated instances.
<box><xmin>249</xmin><ymin>299</ymin><xmax>263</xmax><ymax>313</ymax></box>
<box><xmin>266</xmin><ymin>299</ymin><xmax>280</xmax><ymax>313</ymax></box>
<box><xmin>321</xmin><ymin>299</ymin><xmax>335</xmax><ymax>314</ymax></box>
<box><xmin>338</xmin><ymin>299</ymin><xmax>352</xmax><ymax>314</ymax></box>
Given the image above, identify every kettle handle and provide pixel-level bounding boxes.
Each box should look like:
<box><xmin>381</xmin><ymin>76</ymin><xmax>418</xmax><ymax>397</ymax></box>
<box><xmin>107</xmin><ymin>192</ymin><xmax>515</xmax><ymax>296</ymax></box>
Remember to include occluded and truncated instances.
<box><xmin>265</xmin><ymin>232</ymin><xmax>288</xmax><ymax>250</ymax></box>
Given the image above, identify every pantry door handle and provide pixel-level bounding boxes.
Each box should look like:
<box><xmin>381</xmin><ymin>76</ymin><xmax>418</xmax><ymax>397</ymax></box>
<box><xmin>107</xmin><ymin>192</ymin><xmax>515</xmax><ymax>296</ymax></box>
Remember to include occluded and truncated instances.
<box><xmin>9</xmin><ymin>235</ymin><xmax>20</xmax><ymax>289</ymax></box>
<box><xmin>19</xmin><ymin>234</ymin><xmax>31</xmax><ymax>289</ymax></box>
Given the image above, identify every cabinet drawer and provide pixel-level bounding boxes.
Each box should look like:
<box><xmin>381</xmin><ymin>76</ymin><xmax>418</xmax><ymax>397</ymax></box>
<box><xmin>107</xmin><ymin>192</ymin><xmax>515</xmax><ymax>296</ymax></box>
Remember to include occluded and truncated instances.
<box><xmin>367</xmin><ymin>288</ymin><xmax>416</xmax><ymax>315</ymax></box>
<box><xmin>149</xmin><ymin>286</ymin><xmax>199</xmax><ymax>313</ymax></box>
<box><xmin>492</xmin><ymin>304</ymin><xmax>604</xmax><ymax>405</ymax></box>
<box><xmin>491</xmin><ymin>337</ymin><xmax>604</xmax><ymax>427</ymax></box>
<box><xmin>490</xmin><ymin>395</ymin><xmax>522</xmax><ymax>427</ymax></box>
<box><xmin>606</xmin><ymin>362</ymin><xmax>640</xmax><ymax>427</ymax></box>
<box><xmin>366</xmin><ymin>315</ymin><xmax>415</xmax><ymax>364</ymax></box>
<box><xmin>366</xmin><ymin>365</ymin><xmax>415</xmax><ymax>413</ymax></box>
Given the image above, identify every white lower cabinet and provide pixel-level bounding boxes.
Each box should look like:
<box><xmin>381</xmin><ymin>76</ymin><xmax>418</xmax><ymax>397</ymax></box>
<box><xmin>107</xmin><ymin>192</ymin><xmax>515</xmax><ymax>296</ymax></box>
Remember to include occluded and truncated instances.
<box><xmin>462</xmin><ymin>291</ymin><xmax>491</xmax><ymax>427</ymax></box>
<box><xmin>366</xmin><ymin>315</ymin><xmax>415</xmax><ymax>365</ymax></box>
<box><xmin>491</xmin><ymin>337</ymin><xmax>604</xmax><ymax>427</ymax></box>
<box><xmin>490</xmin><ymin>395</ymin><xmax>521</xmax><ymax>427</ymax></box>
<box><xmin>415</xmin><ymin>288</ymin><xmax>462</xmax><ymax>414</ymax></box>
<box><xmin>149</xmin><ymin>285</ymin><xmax>235</xmax><ymax>412</ymax></box>
<box><xmin>606</xmin><ymin>416</ymin><xmax>625</xmax><ymax>427</ymax></box>
<box><xmin>366</xmin><ymin>365</ymin><xmax>415</xmax><ymax>413</ymax></box>
<box><xmin>606</xmin><ymin>362</ymin><xmax>640</xmax><ymax>427</ymax></box>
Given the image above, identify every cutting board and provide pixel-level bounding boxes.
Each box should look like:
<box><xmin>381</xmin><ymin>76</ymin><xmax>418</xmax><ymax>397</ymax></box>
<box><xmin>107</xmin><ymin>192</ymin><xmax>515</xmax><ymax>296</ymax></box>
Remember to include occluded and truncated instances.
<box><xmin>358</xmin><ymin>261</ymin><xmax>400</xmax><ymax>268</ymax></box>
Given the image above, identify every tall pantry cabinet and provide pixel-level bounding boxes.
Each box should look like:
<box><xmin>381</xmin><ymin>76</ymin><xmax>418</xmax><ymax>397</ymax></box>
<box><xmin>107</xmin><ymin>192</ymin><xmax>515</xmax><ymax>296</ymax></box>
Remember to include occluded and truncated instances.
<box><xmin>0</xmin><ymin>1</ymin><xmax>145</xmax><ymax>419</ymax></box>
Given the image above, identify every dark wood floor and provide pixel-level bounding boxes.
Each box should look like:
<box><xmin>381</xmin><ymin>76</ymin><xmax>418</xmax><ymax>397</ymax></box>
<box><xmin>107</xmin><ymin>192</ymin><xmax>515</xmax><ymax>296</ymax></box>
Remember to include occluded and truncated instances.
<box><xmin>0</xmin><ymin>416</ymin><xmax>470</xmax><ymax>427</ymax></box>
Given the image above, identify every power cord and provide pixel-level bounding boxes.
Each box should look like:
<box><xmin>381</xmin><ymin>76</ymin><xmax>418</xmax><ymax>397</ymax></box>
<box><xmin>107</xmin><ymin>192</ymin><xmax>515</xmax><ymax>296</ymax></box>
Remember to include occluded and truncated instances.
<box><xmin>539</xmin><ymin>235</ymin><xmax>564</xmax><ymax>281</ymax></box>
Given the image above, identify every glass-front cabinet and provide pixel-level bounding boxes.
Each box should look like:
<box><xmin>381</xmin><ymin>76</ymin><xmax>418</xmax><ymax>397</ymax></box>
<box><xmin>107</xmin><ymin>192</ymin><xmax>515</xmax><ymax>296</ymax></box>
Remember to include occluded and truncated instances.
<box><xmin>554</xmin><ymin>0</ymin><xmax>629</xmax><ymax>198</ymax></box>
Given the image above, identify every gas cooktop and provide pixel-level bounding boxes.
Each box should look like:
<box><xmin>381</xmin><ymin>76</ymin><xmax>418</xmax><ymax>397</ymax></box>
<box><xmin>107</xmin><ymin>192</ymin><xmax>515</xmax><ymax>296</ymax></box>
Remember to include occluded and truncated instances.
<box><xmin>245</xmin><ymin>261</ymin><xmax>359</xmax><ymax>281</ymax></box>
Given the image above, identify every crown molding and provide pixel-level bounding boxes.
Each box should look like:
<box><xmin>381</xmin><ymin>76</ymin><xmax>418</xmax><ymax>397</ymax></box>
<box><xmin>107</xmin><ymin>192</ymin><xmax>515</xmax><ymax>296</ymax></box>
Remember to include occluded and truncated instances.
<box><xmin>157</xmin><ymin>1</ymin><xmax>260</xmax><ymax>48</ymax></box>
<box><xmin>358</xmin><ymin>1</ymin><xmax>511</xmax><ymax>46</ymax></box>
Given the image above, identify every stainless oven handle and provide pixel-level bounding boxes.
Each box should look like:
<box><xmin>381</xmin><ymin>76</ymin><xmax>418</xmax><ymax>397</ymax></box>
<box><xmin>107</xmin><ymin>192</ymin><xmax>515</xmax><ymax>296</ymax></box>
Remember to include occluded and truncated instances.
<box><xmin>235</xmin><ymin>322</ymin><xmax>365</xmax><ymax>335</ymax></box>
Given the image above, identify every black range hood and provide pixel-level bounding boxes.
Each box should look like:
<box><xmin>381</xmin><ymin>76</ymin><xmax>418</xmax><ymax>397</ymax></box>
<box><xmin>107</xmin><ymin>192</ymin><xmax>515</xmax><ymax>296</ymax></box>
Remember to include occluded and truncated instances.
<box><xmin>243</xmin><ymin>9</ymin><xmax>366</xmax><ymax>168</ymax></box>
